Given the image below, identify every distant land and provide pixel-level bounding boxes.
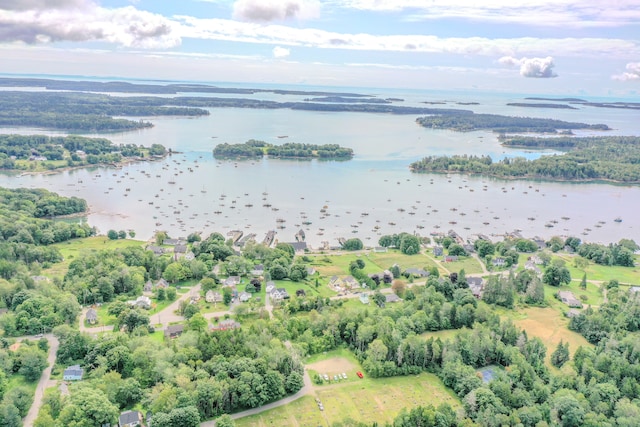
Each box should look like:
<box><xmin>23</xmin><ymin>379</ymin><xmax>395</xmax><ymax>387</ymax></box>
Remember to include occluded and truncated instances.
<box><xmin>415</xmin><ymin>113</ymin><xmax>609</xmax><ymax>133</ymax></box>
<box><xmin>507</xmin><ymin>103</ymin><xmax>578</xmax><ymax>110</ymax></box>
<box><xmin>303</xmin><ymin>96</ymin><xmax>391</xmax><ymax>104</ymax></box>
<box><xmin>213</xmin><ymin>140</ymin><xmax>354</xmax><ymax>160</ymax></box>
<box><xmin>525</xmin><ymin>97</ymin><xmax>588</xmax><ymax>102</ymax></box>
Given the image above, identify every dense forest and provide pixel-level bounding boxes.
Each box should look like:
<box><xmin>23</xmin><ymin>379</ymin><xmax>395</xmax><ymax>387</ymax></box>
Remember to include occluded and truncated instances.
<box><xmin>213</xmin><ymin>140</ymin><xmax>354</xmax><ymax>160</ymax></box>
<box><xmin>410</xmin><ymin>136</ymin><xmax>640</xmax><ymax>183</ymax></box>
<box><xmin>0</xmin><ymin>91</ymin><xmax>209</xmax><ymax>132</ymax></box>
<box><xmin>0</xmin><ymin>134</ymin><xmax>166</xmax><ymax>171</ymax></box>
<box><xmin>415</xmin><ymin>113</ymin><xmax>609</xmax><ymax>133</ymax></box>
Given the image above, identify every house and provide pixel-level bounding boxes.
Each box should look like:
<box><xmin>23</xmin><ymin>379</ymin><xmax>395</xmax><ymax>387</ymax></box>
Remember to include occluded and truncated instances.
<box><xmin>184</xmin><ymin>251</ymin><xmax>195</xmax><ymax>261</ymax></box>
<box><xmin>374</xmin><ymin>246</ymin><xmax>388</xmax><ymax>253</ymax></box>
<box><xmin>223</xmin><ymin>276</ymin><xmax>241</xmax><ymax>287</ymax></box>
<box><xmin>271</xmin><ymin>288</ymin><xmax>289</xmax><ymax>301</ymax></box>
<box><xmin>343</xmin><ymin>276</ymin><xmax>360</xmax><ymax>289</ymax></box>
<box><xmin>463</xmin><ymin>244</ymin><xmax>475</xmax><ymax>254</ymax></box>
<box><xmin>164</xmin><ymin>324</ymin><xmax>185</xmax><ymax>339</ymax></box>
<box><xmin>329</xmin><ymin>275</ymin><xmax>343</xmax><ymax>291</ymax></box>
<box><xmin>404</xmin><ymin>267</ymin><xmax>429</xmax><ymax>278</ymax></box>
<box><xmin>211</xmin><ymin>319</ymin><xmax>241</xmax><ymax>331</ymax></box>
<box><xmin>251</xmin><ymin>264</ymin><xmax>264</xmax><ymax>276</ymax></box>
<box><xmin>533</xmin><ymin>238</ymin><xmax>546</xmax><ymax>250</ymax></box>
<box><xmin>433</xmin><ymin>246</ymin><xmax>444</xmax><ymax>257</ymax></box>
<box><xmin>524</xmin><ymin>261</ymin><xmax>542</xmax><ymax>274</ymax></box>
<box><xmin>444</xmin><ymin>255</ymin><xmax>458</xmax><ymax>262</ymax></box>
<box><xmin>156</xmin><ymin>278</ymin><xmax>169</xmax><ymax>289</ymax></box>
<box><xmin>86</xmin><ymin>308</ymin><xmax>98</xmax><ymax>325</ymax></box>
<box><xmin>359</xmin><ymin>293</ymin><xmax>370</xmax><ymax>304</ymax></box>
<box><xmin>174</xmin><ymin>244</ymin><xmax>187</xmax><ymax>254</ymax></box>
<box><xmin>205</xmin><ymin>290</ymin><xmax>223</xmax><ymax>303</ymax></box>
<box><xmin>629</xmin><ymin>286</ymin><xmax>640</xmax><ymax>294</ymax></box>
<box><xmin>147</xmin><ymin>245</ymin><xmax>165</xmax><ymax>255</ymax></box>
<box><xmin>296</xmin><ymin>289</ymin><xmax>306</xmax><ymax>297</ymax></box>
<box><xmin>239</xmin><ymin>291</ymin><xmax>252</xmax><ymax>302</ymax></box>
<box><xmin>558</xmin><ymin>291</ymin><xmax>582</xmax><ymax>308</ymax></box>
<box><xmin>143</xmin><ymin>281</ymin><xmax>153</xmax><ymax>292</ymax></box>
<box><xmin>306</xmin><ymin>267</ymin><xmax>317</xmax><ymax>276</ymax></box>
<box><xmin>492</xmin><ymin>257</ymin><xmax>506</xmax><ymax>267</ymax></box>
<box><xmin>530</xmin><ymin>255</ymin><xmax>544</xmax><ymax>265</ymax></box>
<box><xmin>467</xmin><ymin>277</ymin><xmax>484</xmax><ymax>298</ymax></box>
<box><xmin>128</xmin><ymin>295</ymin><xmax>151</xmax><ymax>310</ymax></box>
<box><xmin>118</xmin><ymin>410</ymin><xmax>142</xmax><ymax>427</ymax></box>
<box><xmin>63</xmin><ymin>365</ymin><xmax>84</xmax><ymax>381</ymax></box>
<box><xmin>288</xmin><ymin>241</ymin><xmax>308</xmax><ymax>253</ymax></box>
<box><xmin>385</xmin><ymin>293</ymin><xmax>403</xmax><ymax>303</ymax></box>
<box><xmin>163</xmin><ymin>238</ymin><xmax>185</xmax><ymax>246</ymax></box>
<box><xmin>265</xmin><ymin>281</ymin><xmax>276</xmax><ymax>294</ymax></box>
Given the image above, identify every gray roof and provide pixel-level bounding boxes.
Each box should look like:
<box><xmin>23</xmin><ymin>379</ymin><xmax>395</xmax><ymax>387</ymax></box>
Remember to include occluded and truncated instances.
<box><xmin>64</xmin><ymin>365</ymin><xmax>83</xmax><ymax>377</ymax></box>
<box><xmin>119</xmin><ymin>410</ymin><xmax>140</xmax><ymax>425</ymax></box>
<box><xmin>164</xmin><ymin>324</ymin><xmax>185</xmax><ymax>336</ymax></box>
<box><xmin>385</xmin><ymin>293</ymin><xmax>403</xmax><ymax>303</ymax></box>
<box><xmin>86</xmin><ymin>308</ymin><xmax>98</xmax><ymax>320</ymax></box>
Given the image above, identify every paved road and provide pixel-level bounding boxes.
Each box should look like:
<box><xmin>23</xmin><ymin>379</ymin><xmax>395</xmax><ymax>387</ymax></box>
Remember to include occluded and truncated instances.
<box><xmin>22</xmin><ymin>334</ymin><xmax>59</xmax><ymax>427</ymax></box>
<box><xmin>200</xmin><ymin>368</ymin><xmax>313</xmax><ymax>427</ymax></box>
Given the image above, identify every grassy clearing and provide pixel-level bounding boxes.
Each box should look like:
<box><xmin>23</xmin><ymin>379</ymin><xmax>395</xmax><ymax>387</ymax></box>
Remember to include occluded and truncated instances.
<box><xmin>439</xmin><ymin>256</ymin><xmax>484</xmax><ymax>275</ymax></box>
<box><xmin>498</xmin><ymin>305</ymin><xmax>591</xmax><ymax>363</ymax></box>
<box><xmin>236</xmin><ymin>373</ymin><xmax>459</xmax><ymax>427</ymax></box>
<box><xmin>553</xmin><ymin>253</ymin><xmax>640</xmax><ymax>285</ymax></box>
<box><xmin>44</xmin><ymin>237</ymin><xmax>144</xmax><ymax>278</ymax></box>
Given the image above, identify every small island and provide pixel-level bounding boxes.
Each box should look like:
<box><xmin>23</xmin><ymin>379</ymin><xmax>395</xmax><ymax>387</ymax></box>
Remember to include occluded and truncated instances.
<box><xmin>213</xmin><ymin>140</ymin><xmax>354</xmax><ymax>160</ymax></box>
<box><xmin>0</xmin><ymin>134</ymin><xmax>167</xmax><ymax>172</ymax></box>
<box><xmin>415</xmin><ymin>112</ymin><xmax>609</xmax><ymax>133</ymax></box>
<box><xmin>409</xmin><ymin>135</ymin><xmax>640</xmax><ymax>183</ymax></box>
<box><xmin>507</xmin><ymin>103</ymin><xmax>578</xmax><ymax>110</ymax></box>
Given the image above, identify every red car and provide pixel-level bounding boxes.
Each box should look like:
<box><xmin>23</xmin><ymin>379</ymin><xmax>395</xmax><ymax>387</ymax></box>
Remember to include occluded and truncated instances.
<box><xmin>356</xmin><ymin>371</ymin><xmax>364</xmax><ymax>378</ymax></box>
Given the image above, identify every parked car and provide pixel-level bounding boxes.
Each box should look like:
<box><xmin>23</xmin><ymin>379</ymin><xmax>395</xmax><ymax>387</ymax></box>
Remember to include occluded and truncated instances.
<box><xmin>356</xmin><ymin>371</ymin><xmax>364</xmax><ymax>378</ymax></box>
<box><xmin>342</xmin><ymin>373</ymin><xmax>347</xmax><ymax>379</ymax></box>
<box><xmin>323</xmin><ymin>374</ymin><xmax>329</xmax><ymax>381</ymax></box>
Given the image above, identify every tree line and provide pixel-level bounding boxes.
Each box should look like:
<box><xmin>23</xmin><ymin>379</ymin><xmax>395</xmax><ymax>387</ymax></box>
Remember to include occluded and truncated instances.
<box><xmin>213</xmin><ymin>139</ymin><xmax>354</xmax><ymax>160</ymax></box>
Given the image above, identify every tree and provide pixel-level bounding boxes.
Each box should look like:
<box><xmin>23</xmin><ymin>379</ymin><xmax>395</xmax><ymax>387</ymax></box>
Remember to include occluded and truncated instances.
<box><xmin>399</xmin><ymin>234</ymin><xmax>421</xmax><ymax>255</ymax></box>
<box><xmin>188</xmin><ymin>312</ymin><xmax>207</xmax><ymax>332</ymax></box>
<box><xmin>114</xmin><ymin>378</ymin><xmax>143</xmax><ymax>409</ymax></box>
<box><xmin>285</xmin><ymin>371</ymin><xmax>304</xmax><ymax>393</ymax></box>
<box><xmin>0</xmin><ymin>403</ymin><xmax>21</xmax><ymax>427</ymax></box>
<box><xmin>544</xmin><ymin>264</ymin><xmax>571</xmax><ymax>287</ymax></box>
<box><xmin>200</xmin><ymin>277</ymin><xmax>217</xmax><ymax>292</ymax></box>
<box><xmin>475</xmin><ymin>240</ymin><xmax>495</xmax><ymax>258</ymax></box>
<box><xmin>118</xmin><ymin>230</ymin><xmax>127</xmax><ymax>239</ymax></box>
<box><xmin>373</xmin><ymin>291</ymin><xmax>386</xmax><ymax>308</ymax></box>
<box><xmin>166</xmin><ymin>287</ymin><xmax>177</xmax><ymax>301</ymax></box>
<box><xmin>580</xmin><ymin>273</ymin><xmax>587</xmax><ymax>290</ymax></box>
<box><xmin>155</xmin><ymin>231</ymin><xmax>168</xmax><ymax>246</ymax></box>
<box><xmin>216</xmin><ymin>414</ymin><xmax>236</xmax><ymax>427</ymax></box>
<box><xmin>18</xmin><ymin>347</ymin><xmax>48</xmax><ymax>381</ymax></box>
<box><xmin>156</xmin><ymin>287</ymin><xmax>166</xmax><ymax>301</ymax></box>
<box><xmin>342</xmin><ymin>238</ymin><xmax>363</xmax><ymax>251</ymax></box>
<box><xmin>392</xmin><ymin>280</ymin><xmax>406</xmax><ymax>297</ymax></box>
<box><xmin>183</xmin><ymin>303</ymin><xmax>199</xmax><ymax>320</ymax></box>
<box><xmin>58</xmin><ymin>387</ymin><xmax>119</xmax><ymax>427</ymax></box>
<box><xmin>525</xmin><ymin>278</ymin><xmax>545</xmax><ymax>305</ymax></box>
<box><xmin>448</xmin><ymin>244</ymin><xmax>467</xmax><ymax>256</ymax></box>
<box><xmin>223</xmin><ymin>287</ymin><xmax>233</xmax><ymax>305</ymax></box>
<box><xmin>551</xmin><ymin>341</ymin><xmax>570</xmax><ymax>368</ymax></box>
<box><xmin>117</xmin><ymin>309</ymin><xmax>149</xmax><ymax>332</ymax></box>
<box><xmin>107</xmin><ymin>229</ymin><xmax>119</xmax><ymax>240</ymax></box>
<box><xmin>163</xmin><ymin>262</ymin><xmax>188</xmax><ymax>283</ymax></box>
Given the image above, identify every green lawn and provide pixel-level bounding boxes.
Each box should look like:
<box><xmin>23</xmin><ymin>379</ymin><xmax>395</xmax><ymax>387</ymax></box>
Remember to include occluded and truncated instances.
<box><xmin>44</xmin><ymin>236</ymin><xmax>145</xmax><ymax>278</ymax></box>
<box><xmin>367</xmin><ymin>250</ymin><xmax>440</xmax><ymax>272</ymax></box>
<box><xmin>236</xmin><ymin>372</ymin><xmax>459</xmax><ymax>427</ymax></box>
<box><xmin>438</xmin><ymin>256</ymin><xmax>484</xmax><ymax>275</ymax></box>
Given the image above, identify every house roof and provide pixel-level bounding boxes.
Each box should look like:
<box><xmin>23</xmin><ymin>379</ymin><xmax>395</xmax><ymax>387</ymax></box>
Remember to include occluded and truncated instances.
<box><xmin>64</xmin><ymin>365</ymin><xmax>83</xmax><ymax>376</ymax></box>
<box><xmin>86</xmin><ymin>308</ymin><xmax>98</xmax><ymax>320</ymax></box>
<box><xmin>288</xmin><ymin>241</ymin><xmax>308</xmax><ymax>252</ymax></box>
<box><xmin>385</xmin><ymin>293</ymin><xmax>403</xmax><ymax>303</ymax></box>
<box><xmin>164</xmin><ymin>324</ymin><xmax>185</xmax><ymax>336</ymax></box>
<box><xmin>119</xmin><ymin>410</ymin><xmax>140</xmax><ymax>425</ymax></box>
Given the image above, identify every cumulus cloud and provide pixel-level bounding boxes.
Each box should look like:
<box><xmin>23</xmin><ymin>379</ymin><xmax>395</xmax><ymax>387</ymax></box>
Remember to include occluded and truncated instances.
<box><xmin>232</xmin><ymin>0</ymin><xmax>320</xmax><ymax>22</ymax></box>
<box><xmin>499</xmin><ymin>56</ymin><xmax>557</xmax><ymax>78</ymax></box>
<box><xmin>272</xmin><ymin>46</ymin><xmax>290</xmax><ymax>58</ymax></box>
<box><xmin>0</xmin><ymin>1</ymin><xmax>180</xmax><ymax>47</ymax></box>
<box><xmin>613</xmin><ymin>62</ymin><xmax>640</xmax><ymax>81</ymax></box>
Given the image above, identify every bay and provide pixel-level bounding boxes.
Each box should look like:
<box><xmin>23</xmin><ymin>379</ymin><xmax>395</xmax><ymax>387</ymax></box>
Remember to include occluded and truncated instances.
<box><xmin>0</xmin><ymin>87</ymin><xmax>638</xmax><ymax>247</ymax></box>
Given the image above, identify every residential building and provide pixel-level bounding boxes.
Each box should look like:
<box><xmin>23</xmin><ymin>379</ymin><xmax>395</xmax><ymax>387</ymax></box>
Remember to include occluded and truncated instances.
<box><xmin>467</xmin><ymin>277</ymin><xmax>484</xmax><ymax>298</ymax></box>
<box><xmin>359</xmin><ymin>293</ymin><xmax>369</xmax><ymax>304</ymax></box>
<box><xmin>211</xmin><ymin>319</ymin><xmax>241</xmax><ymax>331</ymax></box>
<box><xmin>558</xmin><ymin>291</ymin><xmax>582</xmax><ymax>308</ymax></box>
<box><xmin>164</xmin><ymin>324</ymin><xmax>185</xmax><ymax>339</ymax></box>
<box><xmin>385</xmin><ymin>294</ymin><xmax>403</xmax><ymax>303</ymax></box>
<box><xmin>86</xmin><ymin>308</ymin><xmax>98</xmax><ymax>325</ymax></box>
<box><xmin>118</xmin><ymin>410</ymin><xmax>142</xmax><ymax>427</ymax></box>
<box><xmin>239</xmin><ymin>291</ymin><xmax>252</xmax><ymax>302</ymax></box>
<box><xmin>404</xmin><ymin>267</ymin><xmax>429</xmax><ymax>278</ymax></box>
<box><xmin>492</xmin><ymin>257</ymin><xmax>506</xmax><ymax>267</ymax></box>
<box><xmin>63</xmin><ymin>365</ymin><xmax>84</xmax><ymax>381</ymax></box>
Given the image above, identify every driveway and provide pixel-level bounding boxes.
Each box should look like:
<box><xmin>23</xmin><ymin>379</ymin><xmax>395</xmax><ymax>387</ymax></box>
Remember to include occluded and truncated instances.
<box><xmin>22</xmin><ymin>334</ymin><xmax>59</xmax><ymax>427</ymax></box>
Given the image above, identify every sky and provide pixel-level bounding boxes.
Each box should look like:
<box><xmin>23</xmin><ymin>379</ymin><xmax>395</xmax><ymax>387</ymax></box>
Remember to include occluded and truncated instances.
<box><xmin>1</xmin><ymin>0</ymin><xmax>640</xmax><ymax>95</ymax></box>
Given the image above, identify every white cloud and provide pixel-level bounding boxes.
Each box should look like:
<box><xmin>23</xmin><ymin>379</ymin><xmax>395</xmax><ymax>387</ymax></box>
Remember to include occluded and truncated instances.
<box><xmin>272</xmin><ymin>46</ymin><xmax>290</xmax><ymax>58</ymax></box>
<box><xmin>175</xmin><ymin>16</ymin><xmax>640</xmax><ymax>59</ymax></box>
<box><xmin>232</xmin><ymin>0</ymin><xmax>320</xmax><ymax>22</ymax></box>
<box><xmin>337</xmin><ymin>0</ymin><xmax>640</xmax><ymax>28</ymax></box>
<box><xmin>499</xmin><ymin>56</ymin><xmax>557</xmax><ymax>78</ymax></box>
<box><xmin>613</xmin><ymin>62</ymin><xmax>640</xmax><ymax>81</ymax></box>
<box><xmin>0</xmin><ymin>1</ymin><xmax>180</xmax><ymax>47</ymax></box>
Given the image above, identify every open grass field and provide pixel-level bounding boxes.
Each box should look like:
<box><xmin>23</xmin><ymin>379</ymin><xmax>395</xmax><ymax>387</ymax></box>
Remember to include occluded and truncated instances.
<box><xmin>366</xmin><ymin>250</ymin><xmax>438</xmax><ymax>272</ymax></box>
<box><xmin>44</xmin><ymin>236</ymin><xmax>145</xmax><ymax>277</ymax></box>
<box><xmin>553</xmin><ymin>253</ymin><xmax>640</xmax><ymax>285</ymax></box>
<box><xmin>438</xmin><ymin>256</ymin><xmax>484</xmax><ymax>275</ymax></box>
<box><xmin>498</xmin><ymin>305</ymin><xmax>592</xmax><ymax>363</ymax></box>
<box><xmin>236</xmin><ymin>348</ymin><xmax>459</xmax><ymax>427</ymax></box>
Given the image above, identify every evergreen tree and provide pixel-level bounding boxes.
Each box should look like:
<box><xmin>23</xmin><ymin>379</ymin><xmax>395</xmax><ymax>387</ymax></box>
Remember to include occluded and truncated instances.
<box><xmin>551</xmin><ymin>340</ymin><xmax>570</xmax><ymax>367</ymax></box>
